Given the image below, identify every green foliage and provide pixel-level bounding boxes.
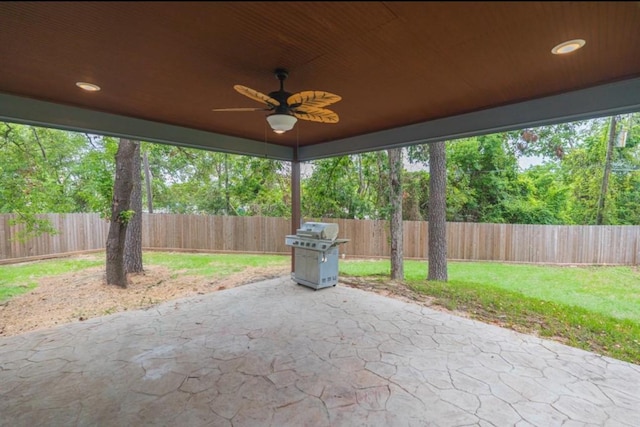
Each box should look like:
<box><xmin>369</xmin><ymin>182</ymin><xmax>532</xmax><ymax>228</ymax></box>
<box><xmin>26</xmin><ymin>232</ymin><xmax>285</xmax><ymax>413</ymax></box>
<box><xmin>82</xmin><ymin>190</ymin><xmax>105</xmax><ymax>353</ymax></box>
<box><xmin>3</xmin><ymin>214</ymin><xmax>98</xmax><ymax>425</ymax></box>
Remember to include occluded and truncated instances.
<box><xmin>2</xmin><ymin>113</ymin><xmax>640</xmax><ymax>226</ymax></box>
<box><xmin>302</xmin><ymin>152</ymin><xmax>389</xmax><ymax>219</ymax></box>
<box><xmin>611</xmin><ymin>170</ymin><xmax>640</xmax><ymax>224</ymax></box>
<box><xmin>0</xmin><ymin>125</ymin><xmax>115</xmax><ymax>209</ymax></box>
<box><xmin>0</xmin><ymin>123</ymin><xmax>115</xmax><ymax>236</ymax></box>
<box><xmin>8</xmin><ymin>214</ymin><xmax>59</xmax><ymax>243</ymax></box>
<box><xmin>519</xmin><ymin>164</ymin><xmax>570</xmax><ymax>223</ymax></box>
<box><xmin>118</xmin><ymin>209</ymin><xmax>136</xmax><ymax>224</ymax></box>
<box><xmin>73</xmin><ymin>136</ymin><xmax>117</xmax><ymax>218</ymax></box>
<box><xmin>446</xmin><ymin>134</ymin><xmax>524</xmax><ymax>222</ymax></box>
<box><xmin>506</xmin><ymin>119</ymin><xmax>597</xmax><ymax>160</ymax></box>
<box><xmin>143</xmin><ymin>145</ymin><xmax>290</xmax><ymax>216</ymax></box>
<box><xmin>402</xmin><ymin>171</ymin><xmax>428</xmax><ymax>220</ymax></box>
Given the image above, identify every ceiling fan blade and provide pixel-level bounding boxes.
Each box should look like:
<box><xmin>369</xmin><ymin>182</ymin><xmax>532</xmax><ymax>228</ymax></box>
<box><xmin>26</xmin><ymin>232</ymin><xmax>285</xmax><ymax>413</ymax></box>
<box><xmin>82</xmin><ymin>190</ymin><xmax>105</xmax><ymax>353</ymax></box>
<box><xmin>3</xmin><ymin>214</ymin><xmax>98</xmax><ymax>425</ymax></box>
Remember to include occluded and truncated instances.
<box><xmin>292</xmin><ymin>106</ymin><xmax>339</xmax><ymax>124</ymax></box>
<box><xmin>288</xmin><ymin>91</ymin><xmax>342</xmax><ymax>109</ymax></box>
<box><xmin>212</xmin><ymin>107</ymin><xmax>268</xmax><ymax>112</ymax></box>
<box><xmin>234</xmin><ymin>85</ymin><xmax>280</xmax><ymax>107</ymax></box>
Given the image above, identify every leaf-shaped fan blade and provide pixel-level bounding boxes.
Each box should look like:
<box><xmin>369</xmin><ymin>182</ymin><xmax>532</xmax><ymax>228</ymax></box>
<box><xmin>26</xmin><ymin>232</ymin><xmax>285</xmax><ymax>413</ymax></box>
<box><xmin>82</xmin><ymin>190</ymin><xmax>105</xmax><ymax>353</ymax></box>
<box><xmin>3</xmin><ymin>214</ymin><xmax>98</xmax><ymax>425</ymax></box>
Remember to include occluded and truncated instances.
<box><xmin>234</xmin><ymin>85</ymin><xmax>280</xmax><ymax>107</ymax></box>
<box><xmin>288</xmin><ymin>91</ymin><xmax>341</xmax><ymax>109</ymax></box>
<box><xmin>292</xmin><ymin>106</ymin><xmax>339</xmax><ymax>124</ymax></box>
<box><xmin>212</xmin><ymin>107</ymin><xmax>269</xmax><ymax>112</ymax></box>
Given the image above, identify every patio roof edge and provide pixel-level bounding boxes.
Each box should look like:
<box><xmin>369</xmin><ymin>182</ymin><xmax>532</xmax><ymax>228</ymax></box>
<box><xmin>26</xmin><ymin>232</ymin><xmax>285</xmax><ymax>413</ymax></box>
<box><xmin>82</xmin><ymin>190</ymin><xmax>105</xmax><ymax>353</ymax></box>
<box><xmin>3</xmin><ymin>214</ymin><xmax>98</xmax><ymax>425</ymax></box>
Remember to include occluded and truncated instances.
<box><xmin>298</xmin><ymin>77</ymin><xmax>640</xmax><ymax>161</ymax></box>
<box><xmin>0</xmin><ymin>93</ymin><xmax>293</xmax><ymax>161</ymax></box>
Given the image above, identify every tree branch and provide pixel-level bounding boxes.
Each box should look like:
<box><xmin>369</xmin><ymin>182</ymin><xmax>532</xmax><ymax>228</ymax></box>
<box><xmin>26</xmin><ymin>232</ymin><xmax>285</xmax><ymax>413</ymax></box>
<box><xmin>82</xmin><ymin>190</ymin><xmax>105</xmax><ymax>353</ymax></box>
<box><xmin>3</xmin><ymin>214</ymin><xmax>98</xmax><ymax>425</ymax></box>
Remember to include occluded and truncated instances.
<box><xmin>0</xmin><ymin>123</ymin><xmax>20</xmax><ymax>150</ymax></box>
<box><xmin>30</xmin><ymin>127</ymin><xmax>47</xmax><ymax>159</ymax></box>
<box><xmin>175</xmin><ymin>146</ymin><xmax>197</xmax><ymax>160</ymax></box>
<box><xmin>83</xmin><ymin>133</ymin><xmax>100</xmax><ymax>149</ymax></box>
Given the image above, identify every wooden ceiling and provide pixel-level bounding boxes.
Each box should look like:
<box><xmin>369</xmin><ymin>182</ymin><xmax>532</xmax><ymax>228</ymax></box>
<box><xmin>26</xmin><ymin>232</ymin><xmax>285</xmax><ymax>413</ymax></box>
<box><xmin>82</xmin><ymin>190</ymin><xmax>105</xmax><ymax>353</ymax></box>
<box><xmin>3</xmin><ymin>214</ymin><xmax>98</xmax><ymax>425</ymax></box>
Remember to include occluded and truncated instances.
<box><xmin>1</xmin><ymin>2</ymin><xmax>639</xmax><ymax>161</ymax></box>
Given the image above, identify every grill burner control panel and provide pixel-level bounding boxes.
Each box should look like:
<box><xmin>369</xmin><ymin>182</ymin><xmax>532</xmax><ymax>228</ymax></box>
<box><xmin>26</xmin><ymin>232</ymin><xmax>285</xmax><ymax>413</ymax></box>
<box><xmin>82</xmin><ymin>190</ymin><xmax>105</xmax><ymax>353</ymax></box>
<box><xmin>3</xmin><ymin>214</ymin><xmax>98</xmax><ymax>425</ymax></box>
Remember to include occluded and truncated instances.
<box><xmin>285</xmin><ymin>236</ymin><xmax>348</xmax><ymax>252</ymax></box>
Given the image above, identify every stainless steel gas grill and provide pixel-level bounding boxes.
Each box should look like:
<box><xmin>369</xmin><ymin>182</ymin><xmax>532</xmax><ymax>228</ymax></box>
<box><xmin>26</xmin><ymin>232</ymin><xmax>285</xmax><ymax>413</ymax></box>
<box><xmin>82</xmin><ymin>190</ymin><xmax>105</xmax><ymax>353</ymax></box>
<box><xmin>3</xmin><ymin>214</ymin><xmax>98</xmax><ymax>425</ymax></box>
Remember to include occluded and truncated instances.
<box><xmin>285</xmin><ymin>222</ymin><xmax>349</xmax><ymax>290</ymax></box>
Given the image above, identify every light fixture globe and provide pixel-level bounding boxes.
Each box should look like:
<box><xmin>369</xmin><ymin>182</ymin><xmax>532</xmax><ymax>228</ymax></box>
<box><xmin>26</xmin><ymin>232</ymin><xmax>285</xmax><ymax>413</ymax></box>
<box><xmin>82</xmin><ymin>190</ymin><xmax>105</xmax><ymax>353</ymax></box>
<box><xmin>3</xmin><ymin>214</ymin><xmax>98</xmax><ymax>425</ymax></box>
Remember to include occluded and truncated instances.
<box><xmin>266</xmin><ymin>113</ymin><xmax>297</xmax><ymax>134</ymax></box>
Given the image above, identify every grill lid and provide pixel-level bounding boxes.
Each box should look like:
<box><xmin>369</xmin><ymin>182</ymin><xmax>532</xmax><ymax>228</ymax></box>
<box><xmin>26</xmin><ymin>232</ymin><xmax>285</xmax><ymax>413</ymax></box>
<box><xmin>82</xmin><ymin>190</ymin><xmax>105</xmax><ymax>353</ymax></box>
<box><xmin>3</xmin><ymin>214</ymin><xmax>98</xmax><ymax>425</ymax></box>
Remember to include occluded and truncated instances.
<box><xmin>296</xmin><ymin>222</ymin><xmax>339</xmax><ymax>241</ymax></box>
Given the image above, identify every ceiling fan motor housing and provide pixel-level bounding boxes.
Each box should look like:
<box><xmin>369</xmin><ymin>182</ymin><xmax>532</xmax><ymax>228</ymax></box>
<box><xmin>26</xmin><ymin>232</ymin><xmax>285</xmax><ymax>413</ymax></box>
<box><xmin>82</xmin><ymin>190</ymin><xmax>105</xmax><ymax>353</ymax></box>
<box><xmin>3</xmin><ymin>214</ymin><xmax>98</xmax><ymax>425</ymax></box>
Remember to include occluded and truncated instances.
<box><xmin>270</xmin><ymin>68</ymin><xmax>294</xmax><ymax>113</ymax></box>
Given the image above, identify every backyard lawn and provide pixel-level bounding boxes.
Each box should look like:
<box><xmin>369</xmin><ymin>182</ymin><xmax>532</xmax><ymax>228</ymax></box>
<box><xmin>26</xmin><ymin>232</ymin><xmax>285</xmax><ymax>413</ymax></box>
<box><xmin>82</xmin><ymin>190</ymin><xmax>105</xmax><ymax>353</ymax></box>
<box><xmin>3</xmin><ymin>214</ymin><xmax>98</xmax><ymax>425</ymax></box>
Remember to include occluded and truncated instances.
<box><xmin>1</xmin><ymin>253</ymin><xmax>638</xmax><ymax>364</ymax></box>
<box><xmin>340</xmin><ymin>259</ymin><xmax>640</xmax><ymax>364</ymax></box>
<box><xmin>340</xmin><ymin>260</ymin><xmax>640</xmax><ymax>322</ymax></box>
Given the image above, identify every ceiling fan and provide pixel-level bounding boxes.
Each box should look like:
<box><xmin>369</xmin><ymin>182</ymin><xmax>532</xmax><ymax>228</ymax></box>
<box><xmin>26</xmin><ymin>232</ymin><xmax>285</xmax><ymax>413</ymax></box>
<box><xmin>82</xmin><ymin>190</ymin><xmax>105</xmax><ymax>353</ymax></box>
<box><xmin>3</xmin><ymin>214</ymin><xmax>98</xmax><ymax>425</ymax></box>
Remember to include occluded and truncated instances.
<box><xmin>213</xmin><ymin>68</ymin><xmax>341</xmax><ymax>134</ymax></box>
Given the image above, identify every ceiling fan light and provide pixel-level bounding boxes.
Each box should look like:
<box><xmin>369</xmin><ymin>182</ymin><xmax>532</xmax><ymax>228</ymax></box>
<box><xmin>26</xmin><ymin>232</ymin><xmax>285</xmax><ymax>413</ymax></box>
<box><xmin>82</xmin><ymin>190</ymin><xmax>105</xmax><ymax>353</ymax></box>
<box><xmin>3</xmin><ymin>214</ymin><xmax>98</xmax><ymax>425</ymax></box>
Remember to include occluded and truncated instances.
<box><xmin>267</xmin><ymin>113</ymin><xmax>297</xmax><ymax>134</ymax></box>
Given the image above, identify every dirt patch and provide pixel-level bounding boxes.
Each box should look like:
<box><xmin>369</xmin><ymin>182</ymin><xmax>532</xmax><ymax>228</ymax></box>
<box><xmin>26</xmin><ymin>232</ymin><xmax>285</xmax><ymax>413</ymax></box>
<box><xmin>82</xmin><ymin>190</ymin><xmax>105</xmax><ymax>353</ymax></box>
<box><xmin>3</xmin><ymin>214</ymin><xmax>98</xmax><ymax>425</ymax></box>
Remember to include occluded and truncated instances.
<box><xmin>0</xmin><ymin>262</ymin><xmax>290</xmax><ymax>337</ymax></box>
<box><xmin>340</xmin><ymin>276</ymin><xmax>438</xmax><ymax>307</ymax></box>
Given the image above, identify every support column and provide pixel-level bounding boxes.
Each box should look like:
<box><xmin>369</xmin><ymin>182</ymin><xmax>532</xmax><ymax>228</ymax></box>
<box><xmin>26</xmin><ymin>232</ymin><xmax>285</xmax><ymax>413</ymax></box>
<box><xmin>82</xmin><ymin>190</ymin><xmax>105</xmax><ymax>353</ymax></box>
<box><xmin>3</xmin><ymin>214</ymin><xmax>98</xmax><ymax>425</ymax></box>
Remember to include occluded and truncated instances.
<box><xmin>291</xmin><ymin>154</ymin><xmax>301</xmax><ymax>273</ymax></box>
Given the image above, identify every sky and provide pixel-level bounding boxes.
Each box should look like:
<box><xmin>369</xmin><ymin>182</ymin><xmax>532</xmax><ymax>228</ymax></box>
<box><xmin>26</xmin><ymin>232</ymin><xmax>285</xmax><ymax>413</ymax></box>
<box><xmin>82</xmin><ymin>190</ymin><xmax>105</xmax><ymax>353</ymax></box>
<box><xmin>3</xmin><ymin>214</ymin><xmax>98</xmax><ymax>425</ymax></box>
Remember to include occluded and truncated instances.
<box><xmin>518</xmin><ymin>154</ymin><xmax>545</xmax><ymax>170</ymax></box>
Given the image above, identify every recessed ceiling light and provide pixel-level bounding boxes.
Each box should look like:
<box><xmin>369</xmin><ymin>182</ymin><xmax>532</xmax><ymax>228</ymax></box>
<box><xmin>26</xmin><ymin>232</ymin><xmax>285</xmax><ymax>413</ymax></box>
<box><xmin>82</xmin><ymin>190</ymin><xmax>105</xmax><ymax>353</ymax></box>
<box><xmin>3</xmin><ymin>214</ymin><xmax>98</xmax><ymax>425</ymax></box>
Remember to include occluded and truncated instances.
<box><xmin>76</xmin><ymin>82</ymin><xmax>101</xmax><ymax>92</ymax></box>
<box><xmin>551</xmin><ymin>39</ymin><xmax>586</xmax><ymax>55</ymax></box>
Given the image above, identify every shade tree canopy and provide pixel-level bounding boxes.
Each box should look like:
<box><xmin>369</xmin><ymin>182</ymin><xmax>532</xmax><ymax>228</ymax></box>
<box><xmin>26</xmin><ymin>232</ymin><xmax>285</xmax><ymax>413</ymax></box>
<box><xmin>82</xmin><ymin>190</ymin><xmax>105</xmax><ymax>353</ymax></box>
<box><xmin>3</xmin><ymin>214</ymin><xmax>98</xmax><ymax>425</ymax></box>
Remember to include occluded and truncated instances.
<box><xmin>2</xmin><ymin>113</ymin><xmax>639</xmax><ymax>237</ymax></box>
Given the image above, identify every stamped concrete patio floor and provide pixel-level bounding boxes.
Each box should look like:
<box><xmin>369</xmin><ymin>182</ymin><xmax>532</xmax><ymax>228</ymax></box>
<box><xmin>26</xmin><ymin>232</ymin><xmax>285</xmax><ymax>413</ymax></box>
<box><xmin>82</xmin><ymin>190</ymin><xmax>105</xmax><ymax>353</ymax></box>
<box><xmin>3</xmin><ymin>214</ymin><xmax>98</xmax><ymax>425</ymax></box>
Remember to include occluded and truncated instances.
<box><xmin>1</xmin><ymin>277</ymin><xmax>639</xmax><ymax>427</ymax></box>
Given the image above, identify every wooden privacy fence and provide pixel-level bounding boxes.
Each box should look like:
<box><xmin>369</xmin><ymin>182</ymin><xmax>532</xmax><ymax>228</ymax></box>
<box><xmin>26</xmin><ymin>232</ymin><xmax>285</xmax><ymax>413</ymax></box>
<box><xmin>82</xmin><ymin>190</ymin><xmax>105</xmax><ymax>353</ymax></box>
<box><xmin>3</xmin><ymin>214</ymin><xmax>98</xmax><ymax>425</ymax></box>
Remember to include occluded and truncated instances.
<box><xmin>0</xmin><ymin>213</ymin><xmax>110</xmax><ymax>262</ymax></box>
<box><xmin>1</xmin><ymin>213</ymin><xmax>640</xmax><ymax>265</ymax></box>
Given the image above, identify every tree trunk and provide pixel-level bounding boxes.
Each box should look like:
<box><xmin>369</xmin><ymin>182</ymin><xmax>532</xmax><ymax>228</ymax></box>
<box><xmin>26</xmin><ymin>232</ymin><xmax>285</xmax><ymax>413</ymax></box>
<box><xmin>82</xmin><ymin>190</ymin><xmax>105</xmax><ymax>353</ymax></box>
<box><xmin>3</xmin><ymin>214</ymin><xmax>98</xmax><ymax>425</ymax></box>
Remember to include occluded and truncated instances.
<box><xmin>125</xmin><ymin>141</ymin><xmax>143</xmax><ymax>273</ymax></box>
<box><xmin>106</xmin><ymin>139</ymin><xmax>136</xmax><ymax>287</ymax></box>
<box><xmin>596</xmin><ymin>115</ymin><xmax>618</xmax><ymax>225</ymax></box>
<box><xmin>428</xmin><ymin>141</ymin><xmax>448</xmax><ymax>281</ymax></box>
<box><xmin>143</xmin><ymin>150</ymin><xmax>153</xmax><ymax>214</ymax></box>
<box><xmin>224</xmin><ymin>153</ymin><xmax>230</xmax><ymax>215</ymax></box>
<box><xmin>291</xmin><ymin>159</ymin><xmax>301</xmax><ymax>273</ymax></box>
<box><xmin>388</xmin><ymin>147</ymin><xmax>404</xmax><ymax>280</ymax></box>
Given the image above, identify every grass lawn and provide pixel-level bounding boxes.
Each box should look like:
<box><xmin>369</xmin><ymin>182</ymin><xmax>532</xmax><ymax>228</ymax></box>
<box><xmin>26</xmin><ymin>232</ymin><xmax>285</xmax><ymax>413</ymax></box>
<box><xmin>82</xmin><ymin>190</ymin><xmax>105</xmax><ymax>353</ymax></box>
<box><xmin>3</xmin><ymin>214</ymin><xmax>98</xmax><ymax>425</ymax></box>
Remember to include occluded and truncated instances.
<box><xmin>0</xmin><ymin>257</ymin><xmax>104</xmax><ymax>301</ymax></box>
<box><xmin>144</xmin><ymin>252</ymin><xmax>289</xmax><ymax>278</ymax></box>
<box><xmin>340</xmin><ymin>259</ymin><xmax>640</xmax><ymax>365</ymax></box>
<box><xmin>340</xmin><ymin>260</ymin><xmax>640</xmax><ymax>322</ymax></box>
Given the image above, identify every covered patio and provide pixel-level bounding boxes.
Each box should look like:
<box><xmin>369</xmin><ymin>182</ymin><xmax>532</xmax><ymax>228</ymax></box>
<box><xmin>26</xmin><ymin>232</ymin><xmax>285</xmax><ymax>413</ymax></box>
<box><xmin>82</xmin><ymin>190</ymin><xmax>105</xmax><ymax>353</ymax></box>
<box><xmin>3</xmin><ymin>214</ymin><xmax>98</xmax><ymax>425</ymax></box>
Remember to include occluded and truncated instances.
<box><xmin>1</xmin><ymin>277</ymin><xmax>639</xmax><ymax>426</ymax></box>
<box><xmin>1</xmin><ymin>2</ymin><xmax>640</xmax><ymax>425</ymax></box>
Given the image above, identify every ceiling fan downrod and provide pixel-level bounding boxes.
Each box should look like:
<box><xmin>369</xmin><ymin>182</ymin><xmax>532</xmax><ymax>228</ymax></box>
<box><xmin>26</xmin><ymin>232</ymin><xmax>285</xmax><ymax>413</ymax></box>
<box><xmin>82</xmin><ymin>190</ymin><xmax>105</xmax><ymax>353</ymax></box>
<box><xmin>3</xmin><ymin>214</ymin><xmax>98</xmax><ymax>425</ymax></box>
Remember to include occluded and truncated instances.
<box><xmin>274</xmin><ymin>68</ymin><xmax>289</xmax><ymax>91</ymax></box>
